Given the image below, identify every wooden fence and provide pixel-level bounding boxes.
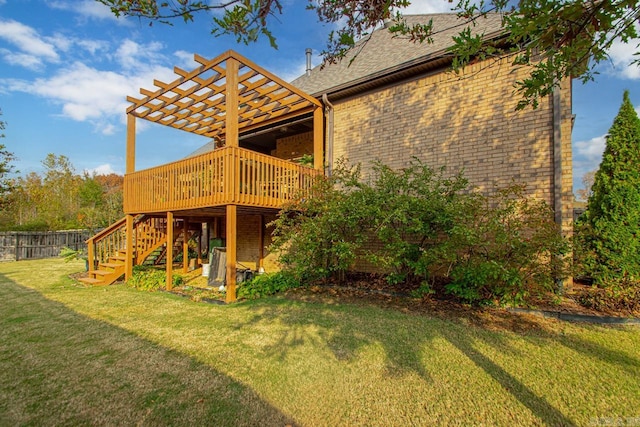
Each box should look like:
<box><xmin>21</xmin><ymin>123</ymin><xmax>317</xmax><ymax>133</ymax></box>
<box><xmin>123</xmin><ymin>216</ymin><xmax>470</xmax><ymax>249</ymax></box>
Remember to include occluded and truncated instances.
<box><xmin>0</xmin><ymin>230</ymin><xmax>91</xmax><ymax>261</ymax></box>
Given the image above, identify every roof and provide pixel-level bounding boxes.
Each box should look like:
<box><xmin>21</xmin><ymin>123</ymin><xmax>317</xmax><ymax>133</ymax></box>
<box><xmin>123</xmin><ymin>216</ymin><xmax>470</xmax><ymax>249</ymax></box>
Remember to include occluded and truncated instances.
<box><xmin>126</xmin><ymin>50</ymin><xmax>321</xmax><ymax>140</ymax></box>
<box><xmin>291</xmin><ymin>13</ymin><xmax>506</xmax><ymax>98</ymax></box>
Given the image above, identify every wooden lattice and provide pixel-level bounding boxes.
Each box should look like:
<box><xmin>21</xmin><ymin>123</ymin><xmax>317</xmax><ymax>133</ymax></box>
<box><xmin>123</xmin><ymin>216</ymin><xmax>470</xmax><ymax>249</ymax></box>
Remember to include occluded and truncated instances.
<box><xmin>126</xmin><ymin>50</ymin><xmax>321</xmax><ymax>140</ymax></box>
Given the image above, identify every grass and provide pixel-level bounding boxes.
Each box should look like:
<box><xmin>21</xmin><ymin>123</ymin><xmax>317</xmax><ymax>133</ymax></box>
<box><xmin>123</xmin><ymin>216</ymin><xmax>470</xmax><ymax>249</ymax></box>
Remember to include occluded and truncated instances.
<box><xmin>1</xmin><ymin>259</ymin><xmax>639</xmax><ymax>426</ymax></box>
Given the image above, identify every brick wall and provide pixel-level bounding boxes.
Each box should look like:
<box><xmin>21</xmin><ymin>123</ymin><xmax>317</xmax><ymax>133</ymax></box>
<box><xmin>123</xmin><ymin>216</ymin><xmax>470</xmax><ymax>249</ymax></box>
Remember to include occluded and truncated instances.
<box><xmin>332</xmin><ymin>58</ymin><xmax>572</xmax><ymax>219</ymax></box>
<box><xmin>220</xmin><ymin>213</ymin><xmax>279</xmax><ymax>272</ymax></box>
<box><xmin>273</xmin><ymin>131</ymin><xmax>313</xmax><ymax>161</ymax></box>
<box><xmin>329</xmin><ymin>56</ymin><xmax>573</xmax><ymax>272</ymax></box>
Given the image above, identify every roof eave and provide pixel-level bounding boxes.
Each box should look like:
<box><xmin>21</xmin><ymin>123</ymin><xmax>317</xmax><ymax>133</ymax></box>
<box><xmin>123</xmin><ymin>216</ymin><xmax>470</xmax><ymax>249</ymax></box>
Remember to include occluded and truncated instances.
<box><xmin>312</xmin><ymin>30</ymin><xmax>509</xmax><ymax>101</ymax></box>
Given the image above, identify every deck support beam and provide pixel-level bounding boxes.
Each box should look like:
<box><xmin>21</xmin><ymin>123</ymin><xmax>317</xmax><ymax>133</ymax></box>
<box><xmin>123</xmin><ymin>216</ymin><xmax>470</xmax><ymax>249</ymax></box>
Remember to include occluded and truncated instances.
<box><xmin>182</xmin><ymin>219</ymin><xmax>189</xmax><ymax>273</ymax></box>
<box><xmin>258</xmin><ymin>214</ymin><xmax>264</xmax><ymax>271</ymax></box>
<box><xmin>166</xmin><ymin>211</ymin><xmax>174</xmax><ymax>290</ymax></box>
<box><xmin>125</xmin><ymin>214</ymin><xmax>134</xmax><ymax>280</ymax></box>
<box><xmin>126</xmin><ymin>114</ymin><xmax>136</xmax><ymax>174</ymax></box>
<box><xmin>225</xmin><ymin>204</ymin><xmax>237</xmax><ymax>303</ymax></box>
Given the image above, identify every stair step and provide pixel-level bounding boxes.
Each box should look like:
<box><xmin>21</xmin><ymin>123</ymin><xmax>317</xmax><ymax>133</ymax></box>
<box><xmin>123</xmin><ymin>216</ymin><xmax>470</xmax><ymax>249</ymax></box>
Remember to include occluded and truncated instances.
<box><xmin>111</xmin><ymin>255</ymin><xmax>126</xmax><ymax>261</ymax></box>
<box><xmin>78</xmin><ymin>277</ymin><xmax>104</xmax><ymax>285</ymax></box>
<box><xmin>92</xmin><ymin>270</ymin><xmax>112</xmax><ymax>277</ymax></box>
<box><xmin>100</xmin><ymin>262</ymin><xmax>123</xmax><ymax>269</ymax></box>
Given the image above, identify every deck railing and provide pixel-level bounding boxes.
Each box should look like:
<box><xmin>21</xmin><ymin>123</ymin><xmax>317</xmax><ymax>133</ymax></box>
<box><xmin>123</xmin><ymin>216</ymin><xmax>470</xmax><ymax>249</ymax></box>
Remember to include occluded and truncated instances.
<box><xmin>124</xmin><ymin>146</ymin><xmax>320</xmax><ymax>213</ymax></box>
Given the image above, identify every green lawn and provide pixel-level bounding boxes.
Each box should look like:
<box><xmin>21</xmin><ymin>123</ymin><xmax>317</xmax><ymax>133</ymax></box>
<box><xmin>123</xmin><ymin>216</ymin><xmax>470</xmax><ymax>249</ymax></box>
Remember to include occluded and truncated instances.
<box><xmin>1</xmin><ymin>259</ymin><xmax>639</xmax><ymax>426</ymax></box>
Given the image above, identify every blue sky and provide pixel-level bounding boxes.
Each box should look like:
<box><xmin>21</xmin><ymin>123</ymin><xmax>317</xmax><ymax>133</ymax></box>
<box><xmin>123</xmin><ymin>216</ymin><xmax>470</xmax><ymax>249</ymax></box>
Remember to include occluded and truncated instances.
<box><xmin>0</xmin><ymin>0</ymin><xmax>638</xmax><ymax>194</ymax></box>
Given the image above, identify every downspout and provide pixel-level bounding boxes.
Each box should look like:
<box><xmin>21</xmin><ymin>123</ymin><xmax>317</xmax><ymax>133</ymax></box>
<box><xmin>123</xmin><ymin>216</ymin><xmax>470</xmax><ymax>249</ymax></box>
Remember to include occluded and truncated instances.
<box><xmin>552</xmin><ymin>83</ymin><xmax>567</xmax><ymax>292</ymax></box>
<box><xmin>552</xmin><ymin>85</ymin><xmax>563</xmax><ymax>230</ymax></box>
<box><xmin>322</xmin><ymin>93</ymin><xmax>334</xmax><ymax>176</ymax></box>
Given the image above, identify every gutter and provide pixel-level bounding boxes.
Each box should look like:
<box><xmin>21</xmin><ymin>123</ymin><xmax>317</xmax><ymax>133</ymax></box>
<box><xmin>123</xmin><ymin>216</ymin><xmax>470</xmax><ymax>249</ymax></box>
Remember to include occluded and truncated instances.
<box><xmin>552</xmin><ymin>85</ymin><xmax>563</xmax><ymax>228</ymax></box>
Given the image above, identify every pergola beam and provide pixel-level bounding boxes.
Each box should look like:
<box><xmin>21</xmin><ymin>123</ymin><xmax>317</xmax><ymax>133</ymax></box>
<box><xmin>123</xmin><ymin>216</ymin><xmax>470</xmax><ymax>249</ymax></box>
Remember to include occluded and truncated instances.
<box><xmin>125</xmin><ymin>50</ymin><xmax>321</xmax><ymax>142</ymax></box>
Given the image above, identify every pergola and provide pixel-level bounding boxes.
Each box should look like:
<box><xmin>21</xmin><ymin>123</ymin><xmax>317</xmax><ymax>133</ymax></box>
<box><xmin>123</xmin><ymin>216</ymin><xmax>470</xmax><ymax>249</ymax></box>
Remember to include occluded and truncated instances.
<box><xmin>125</xmin><ymin>50</ymin><xmax>323</xmax><ymax>172</ymax></box>
<box><xmin>123</xmin><ymin>50</ymin><xmax>324</xmax><ymax>301</ymax></box>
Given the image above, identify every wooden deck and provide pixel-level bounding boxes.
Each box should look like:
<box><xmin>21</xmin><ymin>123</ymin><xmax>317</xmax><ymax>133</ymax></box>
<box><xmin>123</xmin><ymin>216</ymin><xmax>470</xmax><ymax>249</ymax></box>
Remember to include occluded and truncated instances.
<box><xmin>123</xmin><ymin>146</ymin><xmax>320</xmax><ymax>214</ymax></box>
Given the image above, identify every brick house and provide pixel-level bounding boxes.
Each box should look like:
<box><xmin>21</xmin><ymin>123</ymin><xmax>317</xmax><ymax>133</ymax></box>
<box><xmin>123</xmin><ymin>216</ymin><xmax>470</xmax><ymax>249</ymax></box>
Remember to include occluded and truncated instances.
<box><xmin>292</xmin><ymin>13</ymin><xmax>573</xmax><ymax>235</ymax></box>
<box><xmin>83</xmin><ymin>13</ymin><xmax>573</xmax><ymax>301</ymax></box>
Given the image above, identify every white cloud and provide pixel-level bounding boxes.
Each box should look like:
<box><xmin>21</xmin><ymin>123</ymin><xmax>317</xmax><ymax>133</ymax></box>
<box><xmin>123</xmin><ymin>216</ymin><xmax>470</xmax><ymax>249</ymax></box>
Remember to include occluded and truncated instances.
<box><xmin>400</xmin><ymin>0</ymin><xmax>454</xmax><ymax>14</ymax></box>
<box><xmin>174</xmin><ymin>50</ymin><xmax>199</xmax><ymax>69</ymax></box>
<box><xmin>85</xmin><ymin>163</ymin><xmax>123</xmax><ymax>175</ymax></box>
<box><xmin>607</xmin><ymin>37</ymin><xmax>640</xmax><ymax>79</ymax></box>
<box><xmin>573</xmin><ymin>134</ymin><xmax>606</xmax><ymax>186</ymax></box>
<box><xmin>0</xmin><ymin>48</ymin><xmax>43</xmax><ymax>70</ymax></box>
<box><xmin>574</xmin><ymin>134</ymin><xmax>606</xmax><ymax>165</ymax></box>
<box><xmin>45</xmin><ymin>33</ymin><xmax>74</xmax><ymax>53</ymax></box>
<box><xmin>115</xmin><ymin>39</ymin><xmax>166</xmax><ymax>70</ymax></box>
<box><xmin>0</xmin><ymin>19</ymin><xmax>59</xmax><ymax>63</ymax></box>
<box><xmin>0</xmin><ymin>52</ymin><xmax>175</xmax><ymax>134</ymax></box>
<box><xmin>49</xmin><ymin>0</ymin><xmax>123</xmax><ymax>22</ymax></box>
<box><xmin>77</xmin><ymin>39</ymin><xmax>110</xmax><ymax>56</ymax></box>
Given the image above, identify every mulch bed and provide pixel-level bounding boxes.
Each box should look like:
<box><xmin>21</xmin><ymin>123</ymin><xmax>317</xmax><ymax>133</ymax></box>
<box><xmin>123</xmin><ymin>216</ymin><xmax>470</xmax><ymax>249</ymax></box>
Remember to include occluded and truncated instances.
<box><xmin>283</xmin><ymin>272</ymin><xmax>639</xmax><ymax>330</ymax></box>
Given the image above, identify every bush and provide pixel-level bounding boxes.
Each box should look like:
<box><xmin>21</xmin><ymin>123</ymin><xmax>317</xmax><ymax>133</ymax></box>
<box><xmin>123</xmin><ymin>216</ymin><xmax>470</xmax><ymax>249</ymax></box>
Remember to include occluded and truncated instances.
<box><xmin>127</xmin><ymin>266</ymin><xmax>183</xmax><ymax>291</ymax></box>
<box><xmin>270</xmin><ymin>160</ymin><xmax>369</xmax><ymax>282</ymax></box>
<box><xmin>362</xmin><ymin>160</ymin><xmax>471</xmax><ymax>286</ymax></box>
<box><xmin>238</xmin><ymin>271</ymin><xmax>301</xmax><ymax>300</ymax></box>
<box><xmin>443</xmin><ymin>185</ymin><xmax>570</xmax><ymax>305</ymax></box>
<box><xmin>270</xmin><ymin>159</ymin><xmax>569</xmax><ymax>305</ymax></box>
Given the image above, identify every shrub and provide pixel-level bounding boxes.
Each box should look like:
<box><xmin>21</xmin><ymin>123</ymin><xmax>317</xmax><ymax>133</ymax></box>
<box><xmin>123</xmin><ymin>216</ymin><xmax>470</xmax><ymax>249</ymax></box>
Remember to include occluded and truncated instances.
<box><xmin>238</xmin><ymin>271</ymin><xmax>301</xmax><ymax>300</ymax></box>
<box><xmin>270</xmin><ymin>160</ymin><xmax>369</xmax><ymax>282</ymax></box>
<box><xmin>270</xmin><ymin>158</ymin><xmax>569</xmax><ymax>305</ymax></box>
<box><xmin>362</xmin><ymin>160</ymin><xmax>471</xmax><ymax>286</ymax></box>
<box><xmin>444</xmin><ymin>185</ymin><xmax>569</xmax><ymax>305</ymax></box>
<box><xmin>127</xmin><ymin>266</ymin><xmax>183</xmax><ymax>291</ymax></box>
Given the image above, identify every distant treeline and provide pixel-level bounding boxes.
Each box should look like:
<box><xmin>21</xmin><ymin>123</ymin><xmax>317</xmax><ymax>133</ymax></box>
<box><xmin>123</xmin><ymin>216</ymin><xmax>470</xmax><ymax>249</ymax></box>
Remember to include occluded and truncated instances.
<box><xmin>0</xmin><ymin>154</ymin><xmax>123</xmax><ymax>232</ymax></box>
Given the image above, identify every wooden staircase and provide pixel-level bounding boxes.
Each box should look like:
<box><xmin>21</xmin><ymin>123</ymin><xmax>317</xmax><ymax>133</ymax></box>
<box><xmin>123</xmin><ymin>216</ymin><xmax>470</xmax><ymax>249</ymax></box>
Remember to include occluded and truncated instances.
<box><xmin>80</xmin><ymin>251</ymin><xmax>127</xmax><ymax>286</ymax></box>
<box><xmin>80</xmin><ymin>215</ymin><xmax>197</xmax><ymax>286</ymax></box>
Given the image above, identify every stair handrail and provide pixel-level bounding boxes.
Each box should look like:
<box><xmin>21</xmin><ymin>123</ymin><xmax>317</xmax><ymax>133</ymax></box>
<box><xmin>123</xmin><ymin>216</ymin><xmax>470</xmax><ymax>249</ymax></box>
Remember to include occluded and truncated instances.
<box><xmin>86</xmin><ymin>214</ymin><xmax>150</xmax><ymax>271</ymax></box>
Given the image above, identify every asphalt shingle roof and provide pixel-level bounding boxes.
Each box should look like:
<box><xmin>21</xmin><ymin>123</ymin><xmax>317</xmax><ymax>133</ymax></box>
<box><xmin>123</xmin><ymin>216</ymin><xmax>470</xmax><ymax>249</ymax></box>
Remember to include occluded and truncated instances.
<box><xmin>291</xmin><ymin>13</ymin><xmax>506</xmax><ymax>96</ymax></box>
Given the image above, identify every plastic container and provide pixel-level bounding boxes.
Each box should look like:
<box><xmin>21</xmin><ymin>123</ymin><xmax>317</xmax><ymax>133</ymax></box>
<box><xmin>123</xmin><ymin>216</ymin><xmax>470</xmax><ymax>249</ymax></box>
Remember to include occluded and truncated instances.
<box><xmin>202</xmin><ymin>263</ymin><xmax>210</xmax><ymax>277</ymax></box>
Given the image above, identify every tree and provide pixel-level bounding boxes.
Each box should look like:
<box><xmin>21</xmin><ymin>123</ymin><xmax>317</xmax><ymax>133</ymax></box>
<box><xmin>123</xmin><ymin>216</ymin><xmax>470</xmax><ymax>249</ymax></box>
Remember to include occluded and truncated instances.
<box><xmin>580</xmin><ymin>90</ymin><xmax>640</xmax><ymax>286</ymax></box>
<box><xmin>0</xmin><ymin>109</ymin><xmax>17</xmax><ymax>201</ymax></box>
<box><xmin>97</xmin><ymin>0</ymin><xmax>639</xmax><ymax>109</ymax></box>
<box><xmin>576</xmin><ymin>170</ymin><xmax>596</xmax><ymax>202</ymax></box>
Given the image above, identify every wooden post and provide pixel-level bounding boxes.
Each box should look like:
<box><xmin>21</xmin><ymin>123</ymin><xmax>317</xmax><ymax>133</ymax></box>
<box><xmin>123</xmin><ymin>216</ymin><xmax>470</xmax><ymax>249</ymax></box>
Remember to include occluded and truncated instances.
<box><xmin>126</xmin><ymin>114</ymin><xmax>136</xmax><ymax>174</ymax></box>
<box><xmin>258</xmin><ymin>214</ymin><xmax>264</xmax><ymax>270</ymax></box>
<box><xmin>313</xmin><ymin>106</ymin><xmax>324</xmax><ymax>171</ymax></box>
<box><xmin>87</xmin><ymin>237</ymin><xmax>95</xmax><ymax>272</ymax></box>
<box><xmin>197</xmin><ymin>223</ymin><xmax>203</xmax><ymax>265</ymax></box>
<box><xmin>225</xmin><ymin>57</ymin><xmax>239</xmax><ymax>148</ymax></box>
<box><xmin>166</xmin><ymin>211</ymin><xmax>174</xmax><ymax>291</ymax></box>
<box><xmin>183</xmin><ymin>219</ymin><xmax>189</xmax><ymax>273</ymax></box>
<box><xmin>125</xmin><ymin>214</ymin><xmax>134</xmax><ymax>280</ymax></box>
<box><xmin>225</xmin><ymin>204</ymin><xmax>237</xmax><ymax>303</ymax></box>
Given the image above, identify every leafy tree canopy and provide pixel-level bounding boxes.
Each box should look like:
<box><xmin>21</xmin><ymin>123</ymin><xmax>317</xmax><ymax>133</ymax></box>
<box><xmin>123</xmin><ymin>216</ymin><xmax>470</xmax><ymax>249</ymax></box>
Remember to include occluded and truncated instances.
<box><xmin>0</xmin><ymin>109</ymin><xmax>17</xmax><ymax>198</ymax></box>
<box><xmin>98</xmin><ymin>0</ymin><xmax>639</xmax><ymax>108</ymax></box>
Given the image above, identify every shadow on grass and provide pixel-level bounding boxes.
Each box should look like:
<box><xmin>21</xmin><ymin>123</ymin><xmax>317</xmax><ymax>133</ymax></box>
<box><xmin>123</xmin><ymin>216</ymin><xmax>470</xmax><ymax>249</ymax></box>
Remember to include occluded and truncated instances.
<box><xmin>437</xmin><ymin>327</ymin><xmax>577</xmax><ymax>426</ymax></box>
<box><xmin>0</xmin><ymin>273</ymin><xmax>295</xmax><ymax>427</ymax></box>
<box><xmin>236</xmin><ymin>296</ymin><xmax>577</xmax><ymax>425</ymax></box>
<box><xmin>557</xmin><ymin>333</ymin><xmax>640</xmax><ymax>381</ymax></box>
